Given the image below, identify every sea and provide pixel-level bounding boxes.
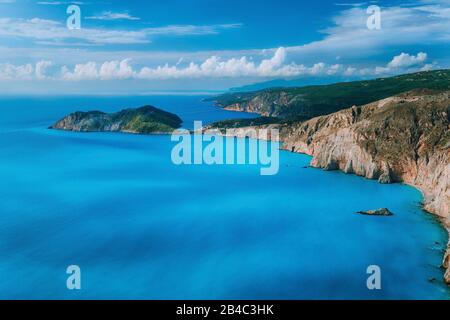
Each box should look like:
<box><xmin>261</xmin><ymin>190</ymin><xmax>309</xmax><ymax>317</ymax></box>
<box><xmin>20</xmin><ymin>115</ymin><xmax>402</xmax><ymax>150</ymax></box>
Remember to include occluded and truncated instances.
<box><xmin>0</xmin><ymin>95</ymin><xmax>448</xmax><ymax>299</ymax></box>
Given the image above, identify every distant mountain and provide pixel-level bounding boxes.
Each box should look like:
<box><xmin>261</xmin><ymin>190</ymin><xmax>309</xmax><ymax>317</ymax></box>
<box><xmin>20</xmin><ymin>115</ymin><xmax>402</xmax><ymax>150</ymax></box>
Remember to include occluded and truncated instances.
<box><xmin>212</xmin><ymin>70</ymin><xmax>450</xmax><ymax>120</ymax></box>
<box><xmin>229</xmin><ymin>76</ymin><xmax>347</xmax><ymax>92</ymax></box>
<box><xmin>51</xmin><ymin>105</ymin><xmax>182</xmax><ymax>134</ymax></box>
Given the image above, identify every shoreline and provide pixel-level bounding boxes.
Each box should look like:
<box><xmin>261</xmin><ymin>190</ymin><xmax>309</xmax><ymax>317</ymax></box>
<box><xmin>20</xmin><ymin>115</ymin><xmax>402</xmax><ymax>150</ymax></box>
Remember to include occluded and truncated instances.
<box><xmin>210</xmin><ymin>90</ymin><xmax>450</xmax><ymax>286</ymax></box>
<box><xmin>283</xmin><ymin>137</ymin><xmax>450</xmax><ymax>287</ymax></box>
<box><xmin>49</xmin><ymin>110</ymin><xmax>450</xmax><ymax>287</ymax></box>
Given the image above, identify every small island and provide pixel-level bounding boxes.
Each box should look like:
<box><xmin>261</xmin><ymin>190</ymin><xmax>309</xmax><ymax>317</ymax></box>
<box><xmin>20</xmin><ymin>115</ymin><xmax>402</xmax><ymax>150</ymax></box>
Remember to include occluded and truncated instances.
<box><xmin>356</xmin><ymin>208</ymin><xmax>394</xmax><ymax>216</ymax></box>
<box><xmin>50</xmin><ymin>105</ymin><xmax>182</xmax><ymax>134</ymax></box>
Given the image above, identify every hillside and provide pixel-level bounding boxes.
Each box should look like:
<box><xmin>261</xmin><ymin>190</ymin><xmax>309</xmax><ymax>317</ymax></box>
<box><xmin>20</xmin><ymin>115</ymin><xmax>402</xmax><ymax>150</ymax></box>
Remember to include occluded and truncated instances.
<box><xmin>211</xmin><ymin>70</ymin><xmax>450</xmax><ymax>120</ymax></box>
<box><xmin>51</xmin><ymin>105</ymin><xmax>182</xmax><ymax>134</ymax></box>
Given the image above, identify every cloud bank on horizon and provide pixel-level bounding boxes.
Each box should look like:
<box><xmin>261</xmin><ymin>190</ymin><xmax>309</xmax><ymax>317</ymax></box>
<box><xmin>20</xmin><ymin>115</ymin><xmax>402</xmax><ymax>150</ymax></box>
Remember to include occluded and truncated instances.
<box><xmin>0</xmin><ymin>0</ymin><xmax>448</xmax><ymax>94</ymax></box>
<box><xmin>0</xmin><ymin>49</ymin><xmax>434</xmax><ymax>81</ymax></box>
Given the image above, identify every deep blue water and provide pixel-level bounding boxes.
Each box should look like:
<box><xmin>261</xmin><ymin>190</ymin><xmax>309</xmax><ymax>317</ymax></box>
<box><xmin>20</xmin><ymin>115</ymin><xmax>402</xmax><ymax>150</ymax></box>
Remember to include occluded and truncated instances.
<box><xmin>0</xmin><ymin>95</ymin><xmax>448</xmax><ymax>300</ymax></box>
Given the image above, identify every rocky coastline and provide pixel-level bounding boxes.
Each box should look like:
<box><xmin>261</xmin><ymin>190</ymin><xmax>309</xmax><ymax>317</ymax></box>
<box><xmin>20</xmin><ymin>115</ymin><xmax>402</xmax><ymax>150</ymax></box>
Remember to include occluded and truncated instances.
<box><xmin>210</xmin><ymin>89</ymin><xmax>450</xmax><ymax>285</ymax></box>
<box><xmin>51</xmin><ymin>91</ymin><xmax>450</xmax><ymax>285</ymax></box>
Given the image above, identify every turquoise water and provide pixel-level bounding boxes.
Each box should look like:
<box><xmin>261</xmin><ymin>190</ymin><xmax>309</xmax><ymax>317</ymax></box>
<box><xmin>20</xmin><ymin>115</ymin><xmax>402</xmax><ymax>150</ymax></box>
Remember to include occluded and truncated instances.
<box><xmin>0</xmin><ymin>96</ymin><xmax>448</xmax><ymax>300</ymax></box>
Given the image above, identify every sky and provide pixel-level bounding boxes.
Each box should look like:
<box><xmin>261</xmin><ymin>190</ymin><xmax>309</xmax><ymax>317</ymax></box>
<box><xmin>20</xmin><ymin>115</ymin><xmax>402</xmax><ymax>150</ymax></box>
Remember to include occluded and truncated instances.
<box><xmin>0</xmin><ymin>0</ymin><xmax>449</xmax><ymax>94</ymax></box>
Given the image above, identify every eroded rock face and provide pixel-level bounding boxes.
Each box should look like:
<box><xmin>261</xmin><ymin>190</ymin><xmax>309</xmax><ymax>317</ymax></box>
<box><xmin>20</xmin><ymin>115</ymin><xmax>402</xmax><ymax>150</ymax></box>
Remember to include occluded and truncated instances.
<box><xmin>444</xmin><ymin>247</ymin><xmax>450</xmax><ymax>270</ymax></box>
<box><xmin>211</xmin><ymin>90</ymin><xmax>449</xmax><ymax>226</ymax></box>
<box><xmin>222</xmin><ymin>92</ymin><xmax>295</xmax><ymax>117</ymax></box>
<box><xmin>279</xmin><ymin>91</ymin><xmax>449</xmax><ymax>226</ymax></box>
<box><xmin>443</xmin><ymin>243</ymin><xmax>450</xmax><ymax>284</ymax></box>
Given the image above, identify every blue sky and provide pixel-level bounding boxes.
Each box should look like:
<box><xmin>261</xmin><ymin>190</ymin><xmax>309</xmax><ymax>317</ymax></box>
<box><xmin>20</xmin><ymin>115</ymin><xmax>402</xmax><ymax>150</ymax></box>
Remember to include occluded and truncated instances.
<box><xmin>0</xmin><ymin>0</ymin><xmax>449</xmax><ymax>94</ymax></box>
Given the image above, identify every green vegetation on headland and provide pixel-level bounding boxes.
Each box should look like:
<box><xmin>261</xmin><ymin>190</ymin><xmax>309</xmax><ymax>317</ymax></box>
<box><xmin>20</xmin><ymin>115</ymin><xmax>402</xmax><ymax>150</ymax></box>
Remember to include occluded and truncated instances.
<box><xmin>206</xmin><ymin>116</ymin><xmax>283</xmax><ymax>129</ymax></box>
<box><xmin>208</xmin><ymin>69</ymin><xmax>450</xmax><ymax>126</ymax></box>
<box><xmin>51</xmin><ymin>105</ymin><xmax>182</xmax><ymax>134</ymax></box>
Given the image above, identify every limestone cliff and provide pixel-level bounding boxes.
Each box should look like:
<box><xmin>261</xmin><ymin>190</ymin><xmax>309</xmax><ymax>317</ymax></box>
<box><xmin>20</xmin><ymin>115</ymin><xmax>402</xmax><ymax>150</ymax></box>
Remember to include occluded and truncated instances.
<box><xmin>279</xmin><ymin>90</ymin><xmax>449</xmax><ymax>225</ymax></box>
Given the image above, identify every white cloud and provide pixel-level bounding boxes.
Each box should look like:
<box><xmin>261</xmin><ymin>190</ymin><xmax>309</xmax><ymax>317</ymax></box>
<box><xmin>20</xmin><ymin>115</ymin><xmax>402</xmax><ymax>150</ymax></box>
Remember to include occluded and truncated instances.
<box><xmin>0</xmin><ymin>1</ymin><xmax>447</xmax><ymax>74</ymax></box>
<box><xmin>256</xmin><ymin>46</ymin><xmax>285</xmax><ymax>73</ymax></box>
<box><xmin>61</xmin><ymin>62</ymin><xmax>98</xmax><ymax>80</ymax></box>
<box><xmin>61</xmin><ymin>47</ymin><xmax>342</xmax><ymax>80</ymax></box>
<box><xmin>0</xmin><ymin>18</ymin><xmax>242</xmax><ymax>45</ymax></box>
<box><xmin>35</xmin><ymin>60</ymin><xmax>52</xmax><ymax>79</ymax></box>
<box><xmin>0</xmin><ymin>17</ymin><xmax>148</xmax><ymax>44</ymax></box>
<box><xmin>310</xmin><ymin>63</ymin><xmax>326</xmax><ymax>75</ymax></box>
<box><xmin>387</xmin><ymin>52</ymin><xmax>427</xmax><ymax>68</ymax></box>
<box><xmin>86</xmin><ymin>11</ymin><xmax>140</xmax><ymax>21</ymax></box>
<box><xmin>374</xmin><ymin>52</ymin><xmax>430</xmax><ymax>75</ymax></box>
<box><xmin>285</xmin><ymin>2</ymin><xmax>450</xmax><ymax>63</ymax></box>
<box><xmin>57</xmin><ymin>49</ymin><xmax>434</xmax><ymax>81</ymax></box>
<box><xmin>0</xmin><ymin>60</ymin><xmax>54</xmax><ymax>80</ymax></box>
<box><xmin>37</xmin><ymin>1</ymin><xmax>85</xmax><ymax>5</ymax></box>
<box><xmin>143</xmin><ymin>24</ymin><xmax>242</xmax><ymax>36</ymax></box>
<box><xmin>326</xmin><ymin>64</ymin><xmax>343</xmax><ymax>75</ymax></box>
<box><xmin>334</xmin><ymin>3</ymin><xmax>366</xmax><ymax>7</ymax></box>
<box><xmin>420</xmin><ymin>63</ymin><xmax>434</xmax><ymax>71</ymax></box>
<box><xmin>343</xmin><ymin>66</ymin><xmax>357</xmax><ymax>76</ymax></box>
<box><xmin>0</xmin><ymin>62</ymin><xmax>33</xmax><ymax>80</ymax></box>
<box><xmin>99</xmin><ymin>59</ymin><xmax>134</xmax><ymax>80</ymax></box>
<box><xmin>0</xmin><ymin>49</ymin><xmax>435</xmax><ymax>82</ymax></box>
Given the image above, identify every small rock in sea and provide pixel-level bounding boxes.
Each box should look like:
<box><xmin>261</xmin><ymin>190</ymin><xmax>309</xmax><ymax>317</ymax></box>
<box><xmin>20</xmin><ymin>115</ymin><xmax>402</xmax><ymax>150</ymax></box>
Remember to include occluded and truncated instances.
<box><xmin>428</xmin><ymin>277</ymin><xmax>437</xmax><ymax>283</ymax></box>
<box><xmin>355</xmin><ymin>208</ymin><xmax>394</xmax><ymax>216</ymax></box>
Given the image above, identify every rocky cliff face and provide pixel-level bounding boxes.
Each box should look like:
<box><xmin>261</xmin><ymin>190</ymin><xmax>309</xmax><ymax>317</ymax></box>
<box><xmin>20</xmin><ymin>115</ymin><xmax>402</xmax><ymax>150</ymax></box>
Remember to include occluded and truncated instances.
<box><xmin>222</xmin><ymin>91</ymin><xmax>299</xmax><ymax>117</ymax></box>
<box><xmin>279</xmin><ymin>90</ymin><xmax>449</xmax><ymax>224</ymax></box>
<box><xmin>51</xmin><ymin>105</ymin><xmax>182</xmax><ymax>134</ymax></box>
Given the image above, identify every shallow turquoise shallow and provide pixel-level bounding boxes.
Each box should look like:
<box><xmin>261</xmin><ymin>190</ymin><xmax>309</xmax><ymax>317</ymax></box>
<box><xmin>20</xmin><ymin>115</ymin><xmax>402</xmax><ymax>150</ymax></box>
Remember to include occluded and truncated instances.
<box><xmin>0</xmin><ymin>96</ymin><xmax>448</xmax><ymax>299</ymax></box>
